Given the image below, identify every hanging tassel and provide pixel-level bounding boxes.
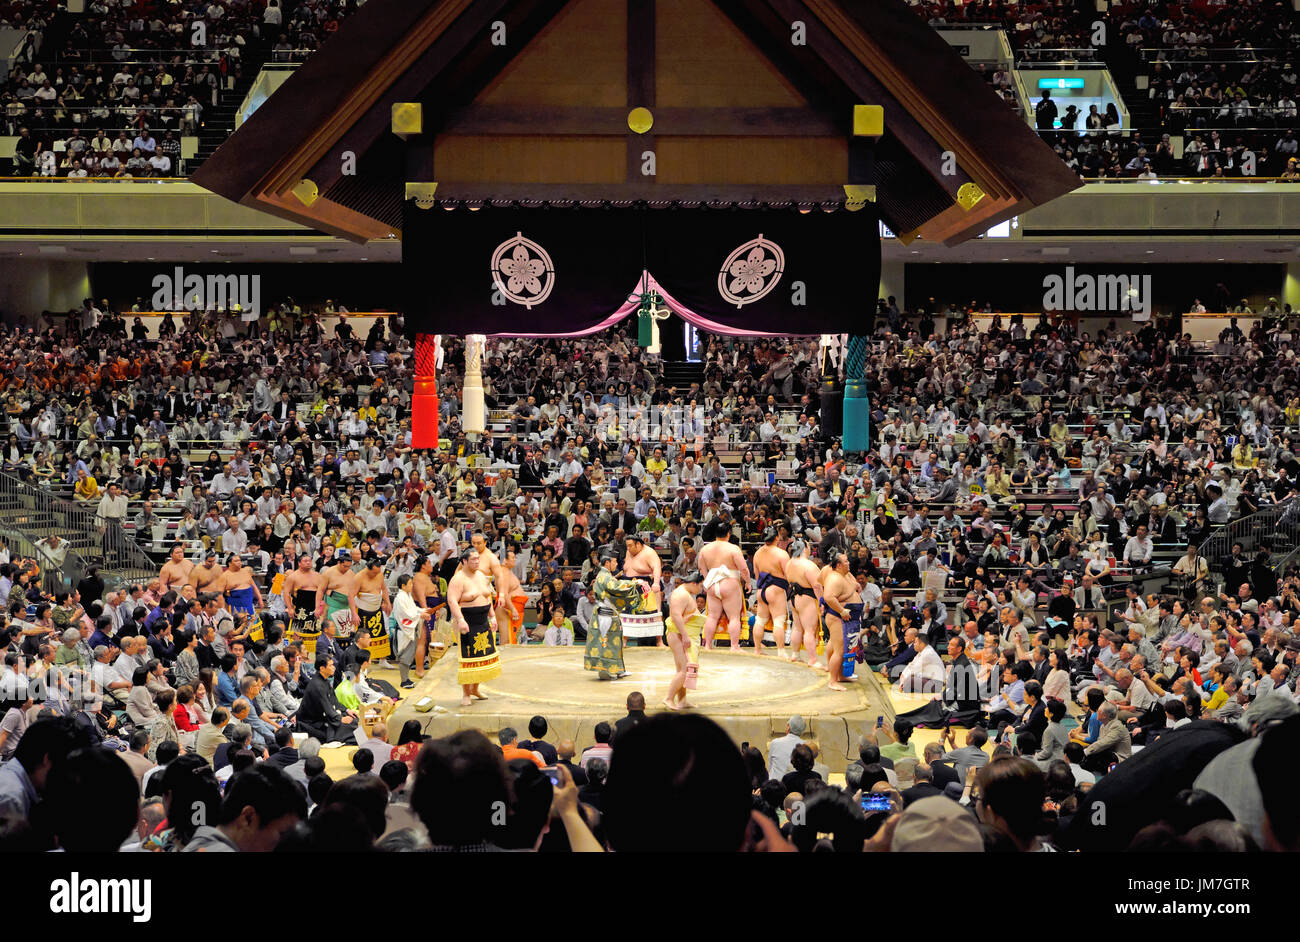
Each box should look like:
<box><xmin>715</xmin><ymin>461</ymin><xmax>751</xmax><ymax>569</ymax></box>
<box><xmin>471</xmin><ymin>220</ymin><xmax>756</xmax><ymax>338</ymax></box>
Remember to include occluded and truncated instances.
<box><xmin>412</xmin><ymin>332</ymin><xmax>439</xmax><ymax>448</ymax></box>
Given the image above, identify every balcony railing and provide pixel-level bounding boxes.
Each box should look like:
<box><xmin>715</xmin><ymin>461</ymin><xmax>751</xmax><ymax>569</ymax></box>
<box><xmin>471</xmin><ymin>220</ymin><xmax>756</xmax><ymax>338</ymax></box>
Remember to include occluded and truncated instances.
<box><xmin>0</xmin><ymin>468</ymin><xmax>158</xmax><ymax>593</ymax></box>
<box><xmin>1198</xmin><ymin>499</ymin><xmax>1300</xmax><ymax>585</ymax></box>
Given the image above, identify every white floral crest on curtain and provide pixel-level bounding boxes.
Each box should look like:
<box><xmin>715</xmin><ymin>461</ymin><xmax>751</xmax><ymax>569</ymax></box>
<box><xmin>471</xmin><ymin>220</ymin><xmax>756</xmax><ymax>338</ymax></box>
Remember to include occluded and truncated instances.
<box><xmin>717</xmin><ymin>235</ymin><xmax>785</xmax><ymax>308</ymax></box>
<box><xmin>491</xmin><ymin>232</ymin><xmax>556</xmax><ymax>309</ymax></box>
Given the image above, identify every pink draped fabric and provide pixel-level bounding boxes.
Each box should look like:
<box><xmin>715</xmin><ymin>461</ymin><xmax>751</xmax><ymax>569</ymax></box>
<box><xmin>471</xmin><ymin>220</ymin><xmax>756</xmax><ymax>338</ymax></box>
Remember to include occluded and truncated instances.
<box><xmin>487</xmin><ymin>272</ymin><xmax>814</xmax><ymax>338</ymax></box>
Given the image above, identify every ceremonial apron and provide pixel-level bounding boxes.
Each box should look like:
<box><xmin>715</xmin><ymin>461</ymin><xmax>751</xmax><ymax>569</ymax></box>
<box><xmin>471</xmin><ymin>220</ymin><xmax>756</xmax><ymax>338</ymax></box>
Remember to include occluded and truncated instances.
<box><xmin>510</xmin><ymin>595</ymin><xmax>527</xmax><ymax>641</ymax></box>
<box><xmin>324</xmin><ymin>590</ymin><xmax>351</xmax><ymax>632</ymax></box>
<box><xmin>820</xmin><ymin>600</ymin><xmax>864</xmax><ymax>676</ymax></box>
<box><xmin>357</xmin><ymin>591</ymin><xmax>390</xmax><ymax>659</ymax></box>
<box><xmin>457</xmin><ymin>604</ymin><xmax>501</xmax><ymax>685</ymax></box>
<box><xmin>842</xmin><ymin>602</ymin><xmax>864</xmax><ymax>678</ymax></box>
<box><xmin>226</xmin><ymin>585</ymin><xmax>256</xmax><ymax>621</ymax></box>
<box><xmin>291</xmin><ymin>589</ymin><xmax>320</xmax><ymax>653</ymax></box>
<box><xmin>619</xmin><ymin>573</ymin><xmax>664</xmax><ymax>639</ymax></box>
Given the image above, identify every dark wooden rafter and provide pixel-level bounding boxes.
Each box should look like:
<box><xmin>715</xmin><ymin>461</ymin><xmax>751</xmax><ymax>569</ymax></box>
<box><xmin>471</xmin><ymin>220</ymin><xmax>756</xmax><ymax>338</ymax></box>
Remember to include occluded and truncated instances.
<box><xmin>829</xmin><ymin>0</ymin><xmax>1080</xmax><ymax>211</ymax></box>
<box><xmin>431</xmin><ymin>105</ymin><xmax>841</xmax><ymax>136</ymax></box>
<box><xmin>804</xmin><ymin>0</ymin><xmax>1009</xmax><ymax>208</ymax></box>
<box><xmin>803</xmin><ymin>0</ymin><xmax>1079</xmax><ymax>242</ymax></box>
<box><xmin>191</xmin><ymin>0</ymin><xmax>1080</xmax><ymax>245</ymax></box>
<box><xmin>257</xmin><ymin>1</ymin><xmax>471</xmax><ymax>201</ymax></box>
<box><xmin>405</xmin><ymin>182</ymin><xmax>847</xmax><ymax>203</ymax></box>
<box><xmin>626</xmin><ymin>0</ymin><xmax>656</xmax><ymax>182</ymax></box>
<box><xmin>305</xmin><ymin>0</ymin><xmax>568</xmax><ymax>195</ymax></box>
<box><xmin>712</xmin><ymin>0</ymin><xmax>973</xmax><ymax>198</ymax></box>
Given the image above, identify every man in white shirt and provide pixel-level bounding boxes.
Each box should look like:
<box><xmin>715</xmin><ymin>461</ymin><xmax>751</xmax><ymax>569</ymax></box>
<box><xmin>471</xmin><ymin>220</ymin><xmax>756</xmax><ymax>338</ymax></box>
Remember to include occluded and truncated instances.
<box><xmin>620</xmin><ymin>452</ymin><xmax>646</xmax><ymax>483</ymax></box>
<box><xmin>574</xmin><ymin>588</ymin><xmax>597</xmax><ymax>638</ymax></box>
<box><xmin>1114</xmin><ymin>666</ymin><xmax>1156</xmax><ymax>722</ymax></box>
<box><xmin>1089</xmin><ymin>484</ymin><xmax>1116</xmax><ymax>519</ymax></box>
<box><xmin>340</xmin><ymin>450</ymin><xmax>368</xmax><ymax>481</ymax></box>
<box><xmin>90</xmin><ymin>645</ymin><xmax>131</xmax><ymax>707</ymax></box>
<box><xmin>1206</xmin><ymin>484</ymin><xmax>1230</xmax><ymax>525</ymax></box>
<box><xmin>209</xmin><ymin>465</ymin><xmax>239</xmax><ymax>498</ymax></box>
<box><xmin>221</xmin><ymin>519</ymin><xmax>248</xmax><ymax>556</ymax></box>
<box><xmin>34</xmin><ymin>534</ymin><xmax>69</xmax><ymax>570</ymax></box>
<box><xmin>766</xmin><ymin>715</ymin><xmax>807</xmax><ymax>780</ymax></box>
<box><xmin>1171</xmin><ymin>545</ymin><xmax>1209</xmax><ymax>589</ymax></box>
<box><xmin>364</xmin><ymin>500</ymin><xmax>389</xmax><ymax>535</ymax></box>
<box><xmin>678</xmin><ymin>456</ymin><xmax>704</xmax><ymax>487</ymax></box>
<box><xmin>378</xmin><ymin>448</ymin><xmax>407</xmax><ymax>479</ymax></box>
<box><xmin>432</xmin><ymin>517</ymin><xmax>458</xmax><ymax>581</ymax></box>
<box><xmin>255</xmin><ymin>488</ymin><xmax>279</xmax><ymax>524</ymax></box>
<box><xmin>897</xmin><ymin>635</ymin><xmax>946</xmax><ymax>694</ymax></box>
<box><xmin>95</xmin><ymin>483</ymin><xmax>128</xmax><ymax>528</ymax></box>
<box><xmin>558</xmin><ymin>451</ymin><xmax>585</xmax><ymax>486</ymax></box>
<box><xmin>542</xmin><ymin>611</ymin><xmax>574</xmax><ymax>646</ymax></box>
<box><xmin>112</xmin><ymin>635</ymin><xmax>147</xmax><ymax>686</ymax></box>
<box><xmin>1123</xmin><ymin>524</ymin><xmax>1154</xmax><ymax>568</ymax></box>
<box><xmin>1255</xmin><ymin>663</ymin><xmax>1292</xmax><ymax>701</ymax></box>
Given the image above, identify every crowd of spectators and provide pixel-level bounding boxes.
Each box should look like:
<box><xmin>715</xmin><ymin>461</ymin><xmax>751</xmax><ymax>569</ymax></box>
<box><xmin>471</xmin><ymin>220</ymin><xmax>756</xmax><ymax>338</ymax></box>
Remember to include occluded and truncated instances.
<box><xmin>1122</xmin><ymin>0</ymin><xmax>1296</xmax><ymax>131</ymax></box>
<box><xmin>1115</xmin><ymin>0</ymin><xmax>1296</xmax><ymax>178</ymax></box>
<box><xmin>4</xmin><ymin>296</ymin><xmax>1300</xmax><ymax>599</ymax></box>
<box><xmin>0</xmin><ymin>289</ymin><xmax>1293</xmax><ymax>852</ymax></box>
<box><xmin>913</xmin><ymin>0</ymin><xmax>1298</xmax><ymax>180</ymax></box>
<box><xmin>2</xmin><ymin>677</ymin><xmax>1299</xmax><ymax>852</ymax></box>
<box><xmin>2</xmin><ymin>0</ymin><xmax>1295</xmax><ymax>180</ymax></box>
<box><xmin>3</xmin><ymin>0</ymin><xmax>364</xmax><ymax>177</ymax></box>
<box><xmin>1040</xmin><ymin>121</ymin><xmax>1299</xmax><ymax>181</ymax></box>
<box><xmin>914</xmin><ymin>0</ymin><xmax>1100</xmax><ymax>63</ymax></box>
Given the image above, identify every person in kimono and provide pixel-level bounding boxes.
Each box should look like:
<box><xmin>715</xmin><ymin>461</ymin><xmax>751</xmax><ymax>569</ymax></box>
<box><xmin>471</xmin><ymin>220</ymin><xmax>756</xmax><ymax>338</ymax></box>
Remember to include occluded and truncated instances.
<box><xmin>585</xmin><ymin>546</ymin><xmax>650</xmax><ymax>680</ymax></box>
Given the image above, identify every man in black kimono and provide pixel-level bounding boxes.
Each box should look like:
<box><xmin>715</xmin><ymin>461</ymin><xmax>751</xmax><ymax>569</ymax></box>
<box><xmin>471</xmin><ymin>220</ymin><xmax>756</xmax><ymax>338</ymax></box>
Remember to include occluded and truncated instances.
<box><xmin>295</xmin><ymin>655</ymin><xmax>357</xmax><ymax>743</ymax></box>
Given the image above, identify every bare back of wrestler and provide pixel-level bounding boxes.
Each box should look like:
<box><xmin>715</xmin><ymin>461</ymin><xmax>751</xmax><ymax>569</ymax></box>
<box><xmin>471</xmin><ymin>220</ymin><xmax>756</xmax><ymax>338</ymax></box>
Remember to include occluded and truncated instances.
<box><xmin>698</xmin><ymin>521</ymin><xmax>750</xmax><ymax>650</ymax></box>
<box><xmin>753</xmin><ymin>535</ymin><xmax>791</xmax><ymax>657</ymax></box>
<box><xmin>785</xmin><ymin>547</ymin><xmax>823</xmax><ymax>668</ymax></box>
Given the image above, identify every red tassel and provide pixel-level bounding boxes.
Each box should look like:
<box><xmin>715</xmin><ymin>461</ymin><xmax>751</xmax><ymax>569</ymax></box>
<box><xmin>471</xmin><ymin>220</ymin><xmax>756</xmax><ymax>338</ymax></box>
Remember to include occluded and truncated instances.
<box><xmin>412</xmin><ymin>332</ymin><xmax>439</xmax><ymax>449</ymax></box>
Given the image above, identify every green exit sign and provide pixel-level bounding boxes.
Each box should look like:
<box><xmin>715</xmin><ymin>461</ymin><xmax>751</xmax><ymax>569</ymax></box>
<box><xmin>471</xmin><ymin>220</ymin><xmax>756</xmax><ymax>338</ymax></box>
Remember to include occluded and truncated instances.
<box><xmin>1039</xmin><ymin>77</ymin><xmax>1086</xmax><ymax>90</ymax></box>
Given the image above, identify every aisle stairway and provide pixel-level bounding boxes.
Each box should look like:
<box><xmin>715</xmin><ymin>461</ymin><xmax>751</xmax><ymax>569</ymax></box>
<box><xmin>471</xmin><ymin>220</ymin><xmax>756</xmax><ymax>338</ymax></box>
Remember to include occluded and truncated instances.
<box><xmin>660</xmin><ymin>360</ymin><xmax>705</xmax><ymax>394</ymax></box>
<box><xmin>1105</xmin><ymin>44</ymin><xmax>1162</xmax><ymax>143</ymax></box>
<box><xmin>0</xmin><ymin>472</ymin><xmax>156</xmax><ymax>593</ymax></box>
<box><xmin>192</xmin><ymin>55</ymin><xmax>270</xmax><ymax>168</ymax></box>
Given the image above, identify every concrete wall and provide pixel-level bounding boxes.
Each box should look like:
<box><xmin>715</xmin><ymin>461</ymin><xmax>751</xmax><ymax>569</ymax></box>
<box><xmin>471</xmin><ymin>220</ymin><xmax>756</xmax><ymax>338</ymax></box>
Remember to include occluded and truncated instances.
<box><xmin>934</xmin><ymin>28</ymin><xmax>1009</xmax><ymax>64</ymax></box>
<box><xmin>0</xmin><ymin>259</ymin><xmax>92</xmax><ymax>325</ymax></box>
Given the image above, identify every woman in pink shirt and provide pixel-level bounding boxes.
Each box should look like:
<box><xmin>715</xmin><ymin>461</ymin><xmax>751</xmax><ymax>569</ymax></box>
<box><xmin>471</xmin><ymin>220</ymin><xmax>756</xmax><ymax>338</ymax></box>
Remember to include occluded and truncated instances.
<box><xmin>1044</xmin><ymin>649</ymin><xmax>1072</xmax><ymax>702</ymax></box>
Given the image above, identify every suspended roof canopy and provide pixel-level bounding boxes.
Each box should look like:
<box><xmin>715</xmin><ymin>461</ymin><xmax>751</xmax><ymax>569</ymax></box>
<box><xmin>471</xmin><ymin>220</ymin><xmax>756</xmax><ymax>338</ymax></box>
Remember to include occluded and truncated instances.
<box><xmin>193</xmin><ymin>0</ymin><xmax>1080</xmax><ymax>246</ymax></box>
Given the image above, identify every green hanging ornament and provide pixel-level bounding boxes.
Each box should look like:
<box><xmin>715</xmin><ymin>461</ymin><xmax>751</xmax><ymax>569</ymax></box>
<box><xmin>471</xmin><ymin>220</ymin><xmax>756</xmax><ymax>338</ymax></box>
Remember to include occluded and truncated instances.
<box><xmin>637</xmin><ymin>290</ymin><xmax>661</xmax><ymax>348</ymax></box>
